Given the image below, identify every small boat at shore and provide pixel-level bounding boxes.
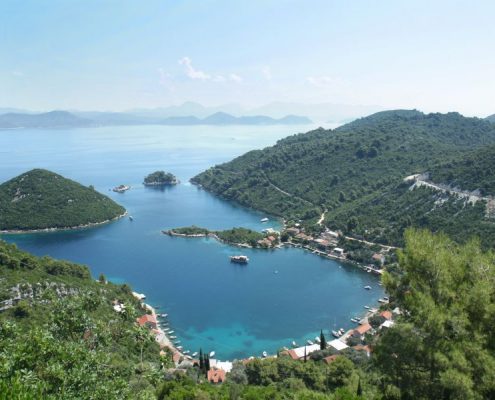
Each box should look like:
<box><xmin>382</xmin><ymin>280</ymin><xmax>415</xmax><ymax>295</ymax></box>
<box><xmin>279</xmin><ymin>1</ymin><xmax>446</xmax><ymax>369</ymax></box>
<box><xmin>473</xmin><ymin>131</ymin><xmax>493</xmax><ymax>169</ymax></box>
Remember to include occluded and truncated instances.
<box><xmin>291</xmin><ymin>341</ymin><xmax>297</xmax><ymax>347</ymax></box>
<box><xmin>351</xmin><ymin>318</ymin><xmax>360</xmax><ymax>323</ymax></box>
<box><xmin>192</xmin><ymin>352</ymin><xmax>198</xmax><ymax>357</ymax></box>
<box><xmin>315</xmin><ymin>337</ymin><xmax>321</xmax><ymax>344</ymax></box>
<box><xmin>260</xmin><ymin>217</ymin><xmax>269</xmax><ymax>222</ymax></box>
<box><xmin>307</xmin><ymin>340</ymin><xmax>314</xmax><ymax>345</ymax></box>
<box><xmin>262</xmin><ymin>351</ymin><xmax>268</xmax><ymax>357</ymax></box>
<box><xmin>159</xmin><ymin>313</ymin><xmax>168</xmax><ymax>318</ymax></box>
<box><xmin>332</xmin><ymin>330</ymin><xmax>340</xmax><ymax>338</ymax></box>
<box><xmin>177</xmin><ymin>346</ymin><xmax>183</xmax><ymax>350</ymax></box>
<box><xmin>168</xmin><ymin>330</ymin><xmax>174</xmax><ymax>334</ymax></box>
<box><xmin>170</xmin><ymin>335</ymin><xmax>177</xmax><ymax>339</ymax></box>
<box><xmin>230</xmin><ymin>255</ymin><xmax>249</xmax><ymax>264</ymax></box>
<box><xmin>364</xmin><ymin>305</ymin><xmax>370</xmax><ymax>309</ymax></box>
<box><xmin>364</xmin><ymin>285</ymin><xmax>371</xmax><ymax>290</ymax></box>
<box><xmin>209</xmin><ymin>351</ymin><xmax>215</xmax><ymax>358</ymax></box>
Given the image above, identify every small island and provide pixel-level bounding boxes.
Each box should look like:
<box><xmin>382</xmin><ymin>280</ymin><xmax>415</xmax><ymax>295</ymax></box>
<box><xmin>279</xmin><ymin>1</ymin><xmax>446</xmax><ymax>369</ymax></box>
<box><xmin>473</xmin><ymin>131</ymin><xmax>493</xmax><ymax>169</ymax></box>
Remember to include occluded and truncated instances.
<box><xmin>143</xmin><ymin>171</ymin><xmax>178</xmax><ymax>186</ymax></box>
<box><xmin>163</xmin><ymin>226</ymin><xmax>279</xmax><ymax>248</ymax></box>
<box><xmin>0</xmin><ymin>169</ymin><xmax>126</xmax><ymax>232</ymax></box>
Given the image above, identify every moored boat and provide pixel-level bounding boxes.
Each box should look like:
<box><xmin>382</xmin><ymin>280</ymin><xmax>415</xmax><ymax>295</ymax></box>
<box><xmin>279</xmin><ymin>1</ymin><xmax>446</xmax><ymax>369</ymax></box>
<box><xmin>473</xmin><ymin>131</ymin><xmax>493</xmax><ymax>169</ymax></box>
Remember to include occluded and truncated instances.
<box><xmin>262</xmin><ymin>351</ymin><xmax>268</xmax><ymax>357</ymax></box>
<box><xmin>209</xmin><ymin>351</ymin><xmax>215</xmax><ymax>358</ymax></box>
<box><xmin>113</xmin><ymin>184</ymin><xmax>130</xmax><ymax>193</ymax></box>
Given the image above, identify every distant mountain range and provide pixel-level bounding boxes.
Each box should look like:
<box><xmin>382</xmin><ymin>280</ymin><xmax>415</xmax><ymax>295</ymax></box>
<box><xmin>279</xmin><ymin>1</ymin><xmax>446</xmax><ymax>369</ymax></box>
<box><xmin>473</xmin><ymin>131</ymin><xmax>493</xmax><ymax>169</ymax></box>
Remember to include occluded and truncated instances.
<box><xmin>487</xmin><ymin>114</ymin><xmax>495</xmax><ymax>123</ymax></box>
<box><xmin>0</xmin><ymin>109</ymin><xmax>311</xmax><ymax>129</ymax></box>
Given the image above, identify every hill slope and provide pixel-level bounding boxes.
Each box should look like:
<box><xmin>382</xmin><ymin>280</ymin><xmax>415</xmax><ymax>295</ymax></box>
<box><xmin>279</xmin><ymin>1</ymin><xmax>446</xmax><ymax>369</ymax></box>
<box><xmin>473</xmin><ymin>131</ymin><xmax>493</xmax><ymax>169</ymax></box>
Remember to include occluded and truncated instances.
<box><xmin>192</xmin><ymin>110</ymin><xmax>495</xmax><ymax>247</ymax></box>
<box><xmin>0</xmin><ymin>169</ymin><xmax>125</xmax><ymax>231</ymax></box>
<box><xmin>0</xmin><ymin>240</ymin><xmax>162</xmax><ymax>398</ymax></box>
<box><xmin>486</xmin><ymin>114</ymin><xmax>495</xmax><ymax>123</ymax></box>
<box><xmin>0</xmin><ymin>111</ymin><xmax>92</xmax><ymax>128</ymax></box>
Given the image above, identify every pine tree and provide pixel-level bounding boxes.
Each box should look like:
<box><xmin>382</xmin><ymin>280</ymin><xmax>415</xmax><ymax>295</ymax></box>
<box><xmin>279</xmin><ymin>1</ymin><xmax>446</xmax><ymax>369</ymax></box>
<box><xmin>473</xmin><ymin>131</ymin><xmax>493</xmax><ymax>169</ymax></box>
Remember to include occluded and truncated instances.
<box><xmin>199</xmin><ymin>349</ymin><xmax>204</xmax><ymax>371</ymax></box>
<box><xmin>320</xmin><ymin>329</ymin><xmax>327</xmax><ymax>350</ymax></box>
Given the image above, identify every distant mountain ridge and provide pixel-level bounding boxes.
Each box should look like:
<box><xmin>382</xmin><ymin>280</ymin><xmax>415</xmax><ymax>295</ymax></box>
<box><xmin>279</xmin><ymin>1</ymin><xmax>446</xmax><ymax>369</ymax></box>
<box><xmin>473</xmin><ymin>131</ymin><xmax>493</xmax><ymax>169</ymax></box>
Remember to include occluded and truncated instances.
<box><xmin>0</xmin><ymin>109</ymin><xmax>311</xmax><ymax>129</ymax></box>
<box><xmin>487</xmin><ymin>114</ymin><xmax>495</xmax><ymax>123</ymax></box>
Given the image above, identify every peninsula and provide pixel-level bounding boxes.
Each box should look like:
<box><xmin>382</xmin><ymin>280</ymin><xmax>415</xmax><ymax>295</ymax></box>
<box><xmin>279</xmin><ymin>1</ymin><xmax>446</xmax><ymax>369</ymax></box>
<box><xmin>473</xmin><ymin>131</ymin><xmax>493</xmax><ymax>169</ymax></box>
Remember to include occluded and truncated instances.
<box><xmin>163</xmin><ymin>226</ymin><xmax>279</xmax><ymax>248</ymax></box>
<box><xmin>0</xmin><ymin>169</ymin><xmax>126</xmax><ymax>231</ymax></box>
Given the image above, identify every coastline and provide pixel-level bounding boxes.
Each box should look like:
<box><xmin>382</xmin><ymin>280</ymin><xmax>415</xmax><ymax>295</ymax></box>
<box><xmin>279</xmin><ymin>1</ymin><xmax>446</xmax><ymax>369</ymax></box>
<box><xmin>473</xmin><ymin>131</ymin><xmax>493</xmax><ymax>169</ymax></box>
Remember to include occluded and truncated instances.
<box><xmin>0</xmin><ymin>211</ymin><xmax>127</xmax><ymax>234</ymax></box>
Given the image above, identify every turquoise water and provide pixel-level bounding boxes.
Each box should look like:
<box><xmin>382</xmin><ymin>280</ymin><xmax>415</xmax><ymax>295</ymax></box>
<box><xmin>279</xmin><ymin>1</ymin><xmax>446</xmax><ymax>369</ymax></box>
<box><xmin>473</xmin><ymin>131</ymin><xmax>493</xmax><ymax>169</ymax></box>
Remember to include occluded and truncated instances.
<box><xmin>0</xmin><ymin>124</ymin><xmax>383</xmax><ymax>360</ymax></box>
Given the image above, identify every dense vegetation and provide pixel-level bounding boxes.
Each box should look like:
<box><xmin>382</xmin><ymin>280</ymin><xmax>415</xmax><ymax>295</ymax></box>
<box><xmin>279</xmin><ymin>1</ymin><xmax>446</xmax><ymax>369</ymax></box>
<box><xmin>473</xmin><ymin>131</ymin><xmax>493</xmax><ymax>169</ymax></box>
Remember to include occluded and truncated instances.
<box><xmin>192</xmin><ymin>110</ymin><xmax>495</xmax><ymax>247</ymax></box>
<box><xmin>0</xmin><ymin>169</ymin><xmax>125</xmax><ymax>231</ymax></box>
<box><xmin>144</xmin><ymin>171</ymin><xmax>178</xmax><ymax>185</ymax></box>
<box><xmin>0</xmin><ymin>240</ymin><xmax>162</xmax><ymax>399</ymax></box>
<box><xmin>429</xmin><ymin>144</ymin><xmax>495</xmax><ymax>195</ymax></box>
<box><xmin>487</xmin><ymin>114</ymin><xmax>495</xmax><ymax>123</ymax></box>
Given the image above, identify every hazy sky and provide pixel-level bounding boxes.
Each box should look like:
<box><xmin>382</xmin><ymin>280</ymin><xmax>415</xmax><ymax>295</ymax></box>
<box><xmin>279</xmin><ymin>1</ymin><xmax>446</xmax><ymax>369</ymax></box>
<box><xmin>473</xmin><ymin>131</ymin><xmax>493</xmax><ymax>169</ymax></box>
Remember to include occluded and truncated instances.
<box><xmin>1</xmin><ymin>0</ymin><xmax>494</xmax><ymax>116</ymax></box>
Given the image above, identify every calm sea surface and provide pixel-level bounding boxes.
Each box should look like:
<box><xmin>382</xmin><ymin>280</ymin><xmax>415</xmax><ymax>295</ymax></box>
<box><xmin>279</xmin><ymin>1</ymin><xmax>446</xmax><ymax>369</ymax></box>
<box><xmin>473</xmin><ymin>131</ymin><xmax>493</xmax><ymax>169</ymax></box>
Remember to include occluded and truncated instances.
<box><xmin>0</xmin><ymin>124</ymin><xmax>383</xmax><ymax>360</ymax></box>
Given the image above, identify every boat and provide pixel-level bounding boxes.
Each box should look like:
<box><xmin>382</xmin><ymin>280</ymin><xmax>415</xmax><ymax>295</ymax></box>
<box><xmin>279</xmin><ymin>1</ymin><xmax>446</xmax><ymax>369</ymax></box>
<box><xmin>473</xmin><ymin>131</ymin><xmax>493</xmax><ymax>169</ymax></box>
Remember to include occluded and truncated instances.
<box><xmin>262</xmin><ymin>351</ymin><xmax>268</xmax><ymax>357</ymax></box>
<box><xmin>174</xmin><ymin>340</ymin><xmax>181</xmax><ymax>344</ymax></box>
<box><xmin>339</xmin><ymin>328</ymin><xmax>345</xmax><ymax>334</ymax></box>
<box><xmin>261</xmin><ymin>217</ymin><xmax>269</xmax><ymax>222</ymax></box>
<box><xmin>230</xmin><ymin>255</ymin><xmax>249</xmax><ymax>264</ymax></box>
<box><xmin>378</xmin><ymin>298</ymin><xmax>387</xmax><ymax>303</ymax></box>
<box><xmin>185</xmin><ymin>355</ymin><xmax>192</xmax><ymax>360</ymax></box>
<box><xmin>170</xmin><ymin>335</ymin><xmax>177</xmax><ymax>339</ymax></box>
<box><xmin>332</xmin><ymin>330</ymin><xmax>340</xmax><ymax>338</ymax></box>
<box><xmin>364</xmin><ymin>305</ymin><xmax>370</xmax><ymax>309</ymax></box>
<box><xmin>177</xmin><ymin>346</ymin><xmax>183</xmax><ymax>350</ymax></box>
<box><xmin>192</xmin><ymin>352</ymin><xmax>198</xmax><ymax>357</ymax></box>
<box><xmin>364</xmin><ymin>285</ymin><xmax>371</xmax><ymax>290</ymax></box>
<box><xmin>183</xmin><ymin>350</ymin><xmax>190</xmax><ymax>354</ymax></box>
<box><xmin>291</xmin><ymin>341</ymin><xmax>297</xmax><ymax>347</ymax></box>
<box><xmin>159</xmin><ymin>313</ymin><xmax>168</xmax><ymax>318</ymax></box>
<box><xmin>315</xmin><ymin>337</ymin><xmax>321</xmax><ymax>343</ymax></box>
<box><xmin>209</xmin><ymin>351</ymin><xmax>215</xmax><ymax>358</ymax></box>
<box><xmin>307</xmin><ymin>340</ymin><xmax>313</xmax><ymax>345</ymax></box>
<box><xmin>351</xmin><ymin>318</ymin><xmax>359</xmax><ymax>323</ymax></box>
<box><xmin>129</xmin><ymin>216</ymin><xmax>133</xmax><ymax>221</ymax></box>
<box><xmin>112</xmin><ymin>184</ymin><xmax>130</xmax><ymax>193</ymax></box>
<box><xmin>168</xmin><ymin>330</ymin><xmax>174</xmax><ymax>334</ymax></box>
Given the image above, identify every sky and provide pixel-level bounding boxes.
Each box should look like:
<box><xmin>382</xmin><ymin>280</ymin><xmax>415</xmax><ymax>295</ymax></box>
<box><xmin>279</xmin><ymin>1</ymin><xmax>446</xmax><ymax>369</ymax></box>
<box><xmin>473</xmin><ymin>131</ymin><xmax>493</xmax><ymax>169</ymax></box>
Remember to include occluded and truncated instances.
<box><xmin>1</xmin><ymin>0</ymin><xmax>494</xmax><ymax>116</ymax></box>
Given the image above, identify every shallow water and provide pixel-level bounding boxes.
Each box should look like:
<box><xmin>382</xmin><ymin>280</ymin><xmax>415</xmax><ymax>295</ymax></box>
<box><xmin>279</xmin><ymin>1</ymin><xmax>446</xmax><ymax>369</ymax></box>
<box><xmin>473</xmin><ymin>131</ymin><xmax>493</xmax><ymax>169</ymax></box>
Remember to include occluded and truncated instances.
<box><xmin>0</xmin><ymin>124</ymin><xmax>383</xmax><ymax>359</ymax></box>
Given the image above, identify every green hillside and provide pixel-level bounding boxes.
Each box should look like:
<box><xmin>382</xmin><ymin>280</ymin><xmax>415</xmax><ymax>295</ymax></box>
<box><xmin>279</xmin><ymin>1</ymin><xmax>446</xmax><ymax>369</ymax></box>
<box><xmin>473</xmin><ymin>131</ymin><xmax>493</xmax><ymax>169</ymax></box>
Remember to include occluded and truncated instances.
<box><xmin>0</xmin><ymin>169</ymin><xmax>125</xmax><ymax>231</ymax></box>
<box><xmin>0</xmin><ymin>240</ymin><xmax>162</xmax><ymax>399</ymax></box>
<box><xmin>192</xmin><ymin>110</ymin><xmax>495</xmax><ymax>247</ymax></box>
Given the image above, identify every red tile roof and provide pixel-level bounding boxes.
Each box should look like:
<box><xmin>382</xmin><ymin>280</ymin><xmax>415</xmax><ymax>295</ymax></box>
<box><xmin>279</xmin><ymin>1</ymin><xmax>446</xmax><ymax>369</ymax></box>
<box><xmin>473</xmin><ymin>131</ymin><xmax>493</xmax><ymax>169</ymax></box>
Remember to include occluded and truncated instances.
<box><xmin>136</xmin><ymin>314</ymin><xmax>157</xmax><ymax>327</ymax></box>
<box><xmin>380</xmin><ymin>310</ymin><xmax>393</xmax><ymax>320</ymax></box>
<box><xmin>323</xmin><ymin>354</ymin><xmax>339</xmax><ymax>364</ymax></box>
<box><xmin>354</xmin><ymin>323</ymin><xmax>372</xmax><ymax>335</ymax></box>
<box><xmin>207</xmin><ymin>368</ymin><xmax>226</xmax><ymax>383</ymax></box>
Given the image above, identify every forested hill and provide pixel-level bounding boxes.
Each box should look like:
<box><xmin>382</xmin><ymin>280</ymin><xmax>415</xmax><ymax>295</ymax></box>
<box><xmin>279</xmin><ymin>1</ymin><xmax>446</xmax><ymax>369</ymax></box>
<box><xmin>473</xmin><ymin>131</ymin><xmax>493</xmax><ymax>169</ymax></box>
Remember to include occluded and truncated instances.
<box><xmin>0</xmin><ymin>169</ymin><xmax>125</xmax><ymax>231</ymax></box>
<box><xmin>192</xmin><ymin>110</ymin><xmax>495</xmax><ymax>247</ymax></box>
<box><xmin>0</xmin><ymin>240</ymin><xmax>162</xmax><ymax>398</ymax></box>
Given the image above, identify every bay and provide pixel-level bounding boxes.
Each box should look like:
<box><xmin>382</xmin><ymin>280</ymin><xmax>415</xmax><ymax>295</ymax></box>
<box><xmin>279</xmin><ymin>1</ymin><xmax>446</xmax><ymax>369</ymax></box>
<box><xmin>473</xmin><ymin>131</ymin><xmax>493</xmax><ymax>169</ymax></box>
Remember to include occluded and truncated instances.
<box><xmin>0</xmin><ymin>124</ymin><xmax>383</xmax><ymax>360</ymax></box>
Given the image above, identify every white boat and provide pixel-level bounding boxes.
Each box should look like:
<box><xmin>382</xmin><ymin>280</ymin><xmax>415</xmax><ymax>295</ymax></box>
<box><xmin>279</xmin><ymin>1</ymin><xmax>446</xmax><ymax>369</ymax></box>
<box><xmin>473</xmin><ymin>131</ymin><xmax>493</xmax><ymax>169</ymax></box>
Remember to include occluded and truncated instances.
<box><xmin>183</xmin><ymin>350</ymin><xmax>190</xmax><ymax>354</ymax></box>
<box><xmin>364</xmin><ymin>305</ymin><xmax>370</xmax><ymax>309</ymax></box>
<box><xmin>364</xmin><ymin>285</ymin><xmax>371</xmax><ymax>290</ymax></box>
<box><xmin>170</xmin><ymin>335</ymin><xmax>177</xmax><ymax>339</ymax></box>
<box><xmin>192</xmin><ymin>352</ymin><xmax>198</xmax><ymax>357</ymax></box>
<box><xmin>113</xmin><ymin>184</ymin><xmax>130</xmax><ymax>193</ymax></box>
<box><xmin>129</xmin><ymin>216</ymin><xmax>133</xmax><ymax>221</ymax></box>
<box><xmin>332</xmin><ymin>330</ymin><xmax>340</xmax><ymax>338</ymax></box>
<box><xmin>307</xmin><ymin>340</ymin><xmax>313</xmax><ymax>345</ymax></box>
<box><xmin>261</xmin><ymin>217</ymin><xmax>269</xmax><ymax>222</ymax></box>
<box><xmin>177</xmin><ymin>346</ymin><xmax>183</xmax><ymax>350</ymax></box>
<box><xmin>186</xmin><ymin>355</ymin><xmax>192</xmax><ymax>360</ymax></box>
<box><xmin>209</xmin><ymin>351</ymin><xmax>215</xmax><ymax>358</ymax></box>
<box><xmin>159</xmin><ymin>313</ymin><xmax>168</xmax><ymax>318</ymax></box>
<box><xmin>315</xmin><ymin>337</ymin><xmax>321</xmax><ymax>343</ymax></box>
<box><xmin>262</xmin><ymin>351</ymin><xmax>268</xmax><ymax>357</ymax></box>
<box><xmin>351</xmin><ymin>318</ymin><xmax>359</xmax><ymax>323</ymax></box>
<box><xmin>291</xmin><ymin>341</ymin><xmax>297</xmax><ymax>347</ymax></box>
<box><xmin>168</xmin><ymin>330</ymin><xmax>174</xmax><ymax>334</ymax></box>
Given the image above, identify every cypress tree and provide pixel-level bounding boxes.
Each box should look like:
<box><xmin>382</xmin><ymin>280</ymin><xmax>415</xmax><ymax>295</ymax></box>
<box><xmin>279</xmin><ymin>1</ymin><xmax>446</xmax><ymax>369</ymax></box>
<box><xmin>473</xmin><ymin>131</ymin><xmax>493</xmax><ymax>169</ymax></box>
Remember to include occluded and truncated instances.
<box><xmin>320</xmin><ymin>329</ymin><xmax>327</xmax><ymax>350</ymax></box>
<box><xmin>357</xmin><ymin>377</ymin><xmax>363</xmax><ymax>396</ymax></box>
<box><xmin>199</xmin><ymin>349</ymin><xmax>204</xmax><ymax>371</ymax></box>
<box><xmin>303</xmin><ymin>346</ymin><xmax>307</xmax><ymax>363</ymax></box>
<box><xmin>205</xmin><ymin>354</ymin><xmax>210</xmax><ymax>371</ymax></box>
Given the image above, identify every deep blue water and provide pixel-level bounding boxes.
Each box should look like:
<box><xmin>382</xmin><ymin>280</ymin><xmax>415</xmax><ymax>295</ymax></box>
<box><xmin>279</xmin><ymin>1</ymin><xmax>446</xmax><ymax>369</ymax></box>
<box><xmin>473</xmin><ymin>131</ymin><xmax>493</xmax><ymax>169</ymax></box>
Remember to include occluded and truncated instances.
<box><xmin>0</xmin><ymin>124</ymin><xmax>383</xmax><ymax>360</ymax></box>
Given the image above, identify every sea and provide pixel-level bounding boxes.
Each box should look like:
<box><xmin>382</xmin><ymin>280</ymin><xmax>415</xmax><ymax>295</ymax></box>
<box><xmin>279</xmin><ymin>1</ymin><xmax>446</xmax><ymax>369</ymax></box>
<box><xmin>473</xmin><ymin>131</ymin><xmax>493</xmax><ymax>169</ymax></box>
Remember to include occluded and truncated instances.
<box><xmin>0</xmin><ymin>123</ymin><xmax>384</xmax><ymax>360</ymax></box>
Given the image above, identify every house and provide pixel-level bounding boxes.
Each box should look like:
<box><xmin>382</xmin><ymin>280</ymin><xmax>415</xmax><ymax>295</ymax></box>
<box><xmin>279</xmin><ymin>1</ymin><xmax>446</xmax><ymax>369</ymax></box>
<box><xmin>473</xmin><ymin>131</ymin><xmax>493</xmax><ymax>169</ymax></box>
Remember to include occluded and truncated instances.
<box><xmin>286</xmin><ymin>227</ymin><xmax>300</xmax><ymax>236</ymax></box>
<box><xmin>380</xmin><ymin>320</ymin><xmax>395</xmax><ymax>329</ymax></box>
<box><xmin>267</xmin><ymin>235</ymin><xmax>276</xmax><ymax>242</ymax></box>
<box><xmin>352</xmin><ymin>323</ymin><xmax>372</xmax><ymax>338</ymax></box>
<box><xmin>136</xmin><ymin>314</ymin><xmax>158</xmax><ymax>329</ymax></box>
<box><xmin>372</xmin><ymin>253</ymin><xmax>385</xmax><ymax>265</ymax></box>
<box><xmin>328</xmin><ymin>339</ymin><xmax>349</xmax><ymax>351</ymax></box>
<box><xmin>380</xmin><ymin>310</ymin><xmax>393</xmax><ymax>320</ymax></box>
<box><xmin>332</xmin><ymin>247</ymin><xmax>345</xmax><ymax>256</ymax></box>
<box><xmin>285</xmin><ymin>344</ymin><xmax>321</xmax><ymax>360</ymax></box>
<box><xmin>295</xmin><ymin>233</ymin><xmax>313</xmax><ymax>242</ymax></box>
<box><xmin>211</xmin><ymin>359</ymin><xmax>233</xmax><ymax>373</ymax></box>
<box><xmin>323</xmin><ymin>354</ymin><xmax>339</xmax><ymax>364</ymax></box>
<box><xmin>314</xmin><ymin>238</ymin><xmax>331</xmax><ymax>248</ymax></box>
<box><xmin>207</xmin><ymin>368</ymin><xmax>226</xmax><ymax>384</ymax></box>
<box><xmin>352</xmin><ymin>344</ymin><xmax>371</xmax><ymax>357</ymax></box>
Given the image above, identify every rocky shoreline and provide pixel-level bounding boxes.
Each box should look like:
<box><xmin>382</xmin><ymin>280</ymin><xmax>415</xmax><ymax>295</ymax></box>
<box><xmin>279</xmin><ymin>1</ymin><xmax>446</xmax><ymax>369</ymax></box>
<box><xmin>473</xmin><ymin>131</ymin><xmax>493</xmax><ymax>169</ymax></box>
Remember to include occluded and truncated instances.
<box><xmin>0</xmin><ymin>211</ymin><xmax>127</xmax><ymax>234</ymax></box>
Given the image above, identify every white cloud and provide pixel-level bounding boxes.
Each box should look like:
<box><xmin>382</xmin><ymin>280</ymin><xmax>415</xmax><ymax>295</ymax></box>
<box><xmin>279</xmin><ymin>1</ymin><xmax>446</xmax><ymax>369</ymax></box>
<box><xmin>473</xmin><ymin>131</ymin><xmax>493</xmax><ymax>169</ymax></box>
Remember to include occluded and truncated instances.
<box><xmin>306</xmin><ymin>75</ymin><xmax>344</xmax><ymax>88</ymax></box>
<box><xmin>261</xmin><ymin>66</ymin><xmax>272</xmax><ymax>80</ymax></box>
<box><xmin>229</xmin><ymin>73</ymin><xmax>242</xmax><ymax>83</ymax></box>
<box><xmin>178</xmin><ymin>57</ymin><xmax>210</xmax><ymax>80</ymax></box>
